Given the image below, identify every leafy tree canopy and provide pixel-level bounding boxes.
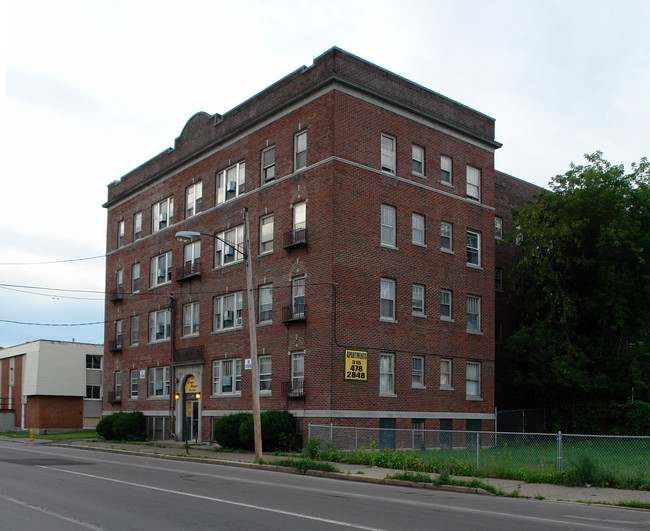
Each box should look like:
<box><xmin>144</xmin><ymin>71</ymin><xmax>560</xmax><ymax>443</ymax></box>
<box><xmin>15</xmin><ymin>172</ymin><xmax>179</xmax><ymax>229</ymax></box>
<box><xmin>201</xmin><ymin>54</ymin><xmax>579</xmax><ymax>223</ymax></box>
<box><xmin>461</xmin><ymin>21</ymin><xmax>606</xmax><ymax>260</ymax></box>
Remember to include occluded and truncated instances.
<box><xmin>501</xmin><ymin>152</ymin><xmax>650</xmax><ymax>431</ymax></box>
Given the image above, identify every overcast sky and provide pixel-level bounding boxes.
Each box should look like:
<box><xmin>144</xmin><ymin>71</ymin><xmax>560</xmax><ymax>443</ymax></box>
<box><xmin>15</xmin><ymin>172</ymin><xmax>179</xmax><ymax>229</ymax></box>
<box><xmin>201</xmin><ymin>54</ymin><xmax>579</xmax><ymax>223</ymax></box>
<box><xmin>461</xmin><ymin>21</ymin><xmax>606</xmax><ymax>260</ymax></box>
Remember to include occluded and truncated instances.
<box><xmin>1</xmin><ymin>0</ymin><xmax>649</xmax><ymax>348</ymax></box>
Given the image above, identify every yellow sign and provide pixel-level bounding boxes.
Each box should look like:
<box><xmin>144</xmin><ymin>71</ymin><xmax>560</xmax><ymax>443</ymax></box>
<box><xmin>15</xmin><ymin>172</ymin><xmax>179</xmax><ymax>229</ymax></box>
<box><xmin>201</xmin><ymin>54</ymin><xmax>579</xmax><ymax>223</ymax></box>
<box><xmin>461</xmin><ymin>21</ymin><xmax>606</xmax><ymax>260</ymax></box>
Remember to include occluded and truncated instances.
<box><xmin>184</xmin><ymin>376</ymin><xmax>199</xmax><ymax>394</ymax></box>
<box><xmin>345</xmin><ymin>350</ymin><xmax>367</xmax><ymax>380</ymax></box>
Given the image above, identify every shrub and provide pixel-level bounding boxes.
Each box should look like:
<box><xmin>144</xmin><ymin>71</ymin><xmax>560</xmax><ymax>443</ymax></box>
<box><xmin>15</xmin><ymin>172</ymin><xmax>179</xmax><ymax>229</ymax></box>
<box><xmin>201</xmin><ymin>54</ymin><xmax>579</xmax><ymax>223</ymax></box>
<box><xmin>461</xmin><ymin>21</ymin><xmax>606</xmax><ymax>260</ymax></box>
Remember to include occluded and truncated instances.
<box><xmin>96</xmin><ymin>414</ymin><xmax>116</xmax><ymax>441</ymax></box>
<box><xmin>96</xmin><ymin>412</ymin><xmax>146</xmax><ymax>441</ymax></box>
<box><xmin>260</xmin><ymin>410</ymin><xmax>295</xmax><ymax>452</ymax></box>
<box><xmin>213</xmin><ymin>413</ymin><xmax>252</xmax><ymax>449</ymax></box>
<box><xmin>216</xmin><ymin>410</ymin><xmax>295</xmax><ymax>452</ymax></box>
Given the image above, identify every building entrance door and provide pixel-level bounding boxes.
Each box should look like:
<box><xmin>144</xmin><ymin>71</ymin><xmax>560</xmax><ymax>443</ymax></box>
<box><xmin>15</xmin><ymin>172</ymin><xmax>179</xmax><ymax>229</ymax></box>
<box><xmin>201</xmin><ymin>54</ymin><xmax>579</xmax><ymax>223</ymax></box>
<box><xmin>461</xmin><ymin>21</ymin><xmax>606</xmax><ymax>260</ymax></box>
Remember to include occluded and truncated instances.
<box><xmin>182</xmin><ymin>375</ymin><xmax>201</xmax><ymax>442</ymax></box>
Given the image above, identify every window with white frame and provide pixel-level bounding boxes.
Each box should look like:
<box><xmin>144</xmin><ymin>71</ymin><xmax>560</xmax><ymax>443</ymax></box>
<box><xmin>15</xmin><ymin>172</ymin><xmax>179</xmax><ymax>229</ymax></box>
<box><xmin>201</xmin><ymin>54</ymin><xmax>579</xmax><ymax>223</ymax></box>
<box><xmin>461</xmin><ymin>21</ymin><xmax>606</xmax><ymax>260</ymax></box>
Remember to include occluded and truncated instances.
<box><xmin>117</xmin><ymin>220</ymin><xmax>125</xmax><ymax>248</ymax></box>
<box><xmin>380</xmin><ymin>278</ymin><xmax>396</xmax><ymax>320</ymax></box>
<box><xmin>131</xmin><ymin>263</ymin><xmax>140</xmax><ymax>293</ymax></box>
<box><xmin>440</xmin><ymin>359</ymin><xmax>452</xmax><ymax>388</ymax></box>
<box><xmin>152</xmin><ymin>197</ymin><xmax>173</xmax><ymax>232</ymax></box>
<box><xmin>381</xmin><ymin>134</ymin><xmax>396</xmax><ymax>173</ymax></box>
<box><xmin>130</xmin><ymin>315</ymin><xmax>139</xmax><ymax>346</ymax></box>
<box><xmin>215</xmin><ymin>225</ymin><xmax>244</xmax><ymax>266</ymax></box>
<box><xmin>441</xmin><ymin>221</ymin><xmax>452</xmax><ymax>252</ymax></box>
<box><xmin>148</xmin><ymin>308</ymin><xmax>171</xmax><ymax>342</ymax></box>
<box><xmin>260</xmin><ymin>214</ymin><xmax>274</xmax><ymax>254</ymax></box>
<box><xmin>259</xmin><ymin>355</ymin><xmax>272</xmax><ymax>392</ymax></box>
<box><xmin>412</xmin><ymin>145</ymin><xmax>424</xmax><ymax>176</ymax></box>
<box><xmin>291</xmin><ymin>352</ymin><xmax>304</xmax><ymax>392</ymax></box>
<box><xmin>466</xmin><ymin>361</ymin><xmax>481</xmax><ymax>398</ymax></box>
<box><xmin>412</xmin><ymin>213</ymin><xmax>425</xmax><ymax>245</ymax></box>
<box><xmin>213</xmin><ymin>292</ymin><xmax>243</xmax><ymax>331</ymax></box>
<box><xmin>115</xmin><ymin>320</ymin><xmax>123</xmax><ymax>347</ymax></box>
<box><xmin>295</xmin><ymin>131</ymin><xmax>307</xmax><ymax>170</ymax></box>
<box><xmin>133</xmin><ymin>212</ymin><xmax>142</xmax><ymax>240</ymax></box>
<box><xmin>413</xmin><ymin>419</ymin><xmax>425</xmax><ymax>448</ymax></box>
<box><xmin>148</xmin><ymin>366</ymin><xmax>170</xmax><ymax>397</ymax></box>
<box><xmin>212</xmin><ymin>359</ymin><xmax>242</xmax><ymax>395</ymax></box>
<box><xmin>292</xmin><ymin>277</ymin><xmax>305</xmax><ymax>318</ymax></box>
<box><xmin>116</xmin><ymin>269</ymin><xmax>123</xmax><ymax>295</ymax></box>
<box><xmin>86</xmin><ymin>385</ymin><xmax>101</xmax><ymax>399</ymax></box>
<box><xmin>467</xmin><ymin>230</ymin><xmax>481</xmax><ymax>267</ymax></box>
<box><xmin>261</xmin><ymin>146</ymin><xmax>275</xmax><ymax>184</ymax></box>
<box><xmin>115</xmin><ymin>371</ymin><xmax>121</xmax><ymax>399</ymax></box>
<box><xmin>130</xmin><ymin>369</ymin><xmax>138</xmax><ymax>398</ymax></box>
<box><xmin>495</xmin><ymin>267</ymin><xmax>503</xmax><ymax>291</ymax></box>
<box><xmin>86</xmin><ymin>355</ymin><xmax>102</xmax><ymax>369</ymax></box>
<box><xmin>466</xmin><ymin>166</ymin><xmax>481</xmax><ymax>201</ymax></box>
<box><xmin>441</xmin><ymin>289</ymin><xmax>452</xmax><ymax>320</ymax></box>
<box><xmin>381</xmin><ymin>204</ymin><xmax>396</xmax><ymax>247</ymax></box>
<box><xmin>495</xmin><ymin>216</ymin><xmax>503</xmax><ymax>239</ymax></box>
<box><xmin>183</xmin><ymin>240</ymin><xmax>201</xmax><ymax>274</ymax></box>
<box><xmin>186</xmin><ymin>181</ymin><xmax>203</xmax><ymax>218</ymax></box>
<box><xmin>182</xmin><ymin>301</ymin><xmax>200</xmax><ymax>337</ymax></box>
<box><xmin>380</xmin><ymin>353</ymin><xmax>395</xmax><ymax>394</ymax></box>
<box><xmin>467</xmin><ymin>295</ymin><xmax>481</xmax><ymax>332</ymax></box>
<box><xmin>258</xmin><ymin>284</ymin><xmax>273</xmax><ymax>323</ymax></box>
<box><xmin>150</xmin><ymin>252</ymin><xmax>172</xmax><ymax>287</ymax></box>
<box><xmin>412</xmin><ymin>284</ymin><xmax>425</xmax><ymax>315</ymax></box>
<box><xmin>412</xmin><ymin>356</ymin><xmax>424</xmax><ymax>388</ymax></box>
<box><xmin>441</xmin><ymin>155</ymin><xmax>452</xmax><ymax>185</ymax></box>
<box><xmin>217</xmin><ymin>161</ymin><xmax>245</xmax><ymax>204</ymax></box>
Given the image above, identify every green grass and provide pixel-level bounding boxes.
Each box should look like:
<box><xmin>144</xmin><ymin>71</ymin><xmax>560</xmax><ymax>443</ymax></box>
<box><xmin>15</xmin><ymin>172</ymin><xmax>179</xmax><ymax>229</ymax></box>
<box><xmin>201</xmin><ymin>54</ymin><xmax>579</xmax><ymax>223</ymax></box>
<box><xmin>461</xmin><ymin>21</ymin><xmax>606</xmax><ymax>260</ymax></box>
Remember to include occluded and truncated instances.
<box><xmin>262</xmin><ymin>458</ymin><xmax>339</xmax><ymax>473</ymax></box>
<box><xmin>0</xmin><ymin>430</ymin><xmax>97</xmax><ymax>440</ymax></box>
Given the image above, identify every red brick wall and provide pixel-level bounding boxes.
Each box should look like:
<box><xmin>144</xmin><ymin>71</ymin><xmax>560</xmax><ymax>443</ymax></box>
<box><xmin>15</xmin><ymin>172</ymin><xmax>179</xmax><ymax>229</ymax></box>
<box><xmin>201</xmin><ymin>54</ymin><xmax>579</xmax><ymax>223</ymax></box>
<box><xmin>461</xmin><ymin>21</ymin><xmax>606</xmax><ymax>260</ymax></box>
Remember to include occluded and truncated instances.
<box><xmin>27</xmin><ymin>396</ymin><xmax>83</xmax><ymax>433</ymax></box>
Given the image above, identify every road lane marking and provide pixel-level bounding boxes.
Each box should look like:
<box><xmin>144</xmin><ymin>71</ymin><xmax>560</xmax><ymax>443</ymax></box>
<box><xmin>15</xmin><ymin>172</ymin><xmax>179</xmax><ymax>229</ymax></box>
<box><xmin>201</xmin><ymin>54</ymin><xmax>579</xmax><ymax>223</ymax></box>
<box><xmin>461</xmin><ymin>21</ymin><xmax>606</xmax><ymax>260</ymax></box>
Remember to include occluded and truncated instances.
<box><xmin>0</xmin><ymin>493</ymin><xmax>107</xmax><ymax>530</ymax></box>
<box><xmin>37</xmin><ymin>466</ymin><xmax>387</xmax><ymax>530</ymax></box>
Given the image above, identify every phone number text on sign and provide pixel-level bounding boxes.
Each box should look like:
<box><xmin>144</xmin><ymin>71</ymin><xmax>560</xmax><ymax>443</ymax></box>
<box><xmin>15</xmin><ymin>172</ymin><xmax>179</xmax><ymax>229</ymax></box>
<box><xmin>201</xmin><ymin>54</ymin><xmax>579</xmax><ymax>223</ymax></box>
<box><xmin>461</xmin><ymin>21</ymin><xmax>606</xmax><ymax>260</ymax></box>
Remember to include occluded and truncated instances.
<box><xmin>345</xmin><ymin>350</ymin><xmax>368</xmax><ymax>380</ymax></box>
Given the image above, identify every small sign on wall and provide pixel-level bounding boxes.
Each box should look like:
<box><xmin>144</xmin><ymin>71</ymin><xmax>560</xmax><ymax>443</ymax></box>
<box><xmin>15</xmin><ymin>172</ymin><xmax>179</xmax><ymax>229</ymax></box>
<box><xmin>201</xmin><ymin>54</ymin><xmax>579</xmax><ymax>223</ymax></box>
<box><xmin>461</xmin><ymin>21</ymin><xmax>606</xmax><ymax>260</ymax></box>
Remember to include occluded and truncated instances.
<box><xmin>345</xmin><ymin>350</ymin><xmax>368</xmax><ymax>380</ymax></box>
<box><xmin>140</xmin><ymin>370</ymin><xmax>146</xmax><ymax>379</ymax></box>
<box><xmin>245</xmin><ymin>358</ymin><xmax>252</xmax><ymax>370</ymax></box>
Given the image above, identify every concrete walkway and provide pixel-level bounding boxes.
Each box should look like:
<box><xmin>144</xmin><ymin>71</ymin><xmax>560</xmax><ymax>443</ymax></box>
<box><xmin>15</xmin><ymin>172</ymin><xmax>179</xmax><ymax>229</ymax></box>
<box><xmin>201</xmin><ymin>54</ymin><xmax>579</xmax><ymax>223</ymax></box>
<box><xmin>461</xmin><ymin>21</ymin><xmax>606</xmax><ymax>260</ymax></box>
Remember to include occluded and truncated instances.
<box><xmin>6</xmin><ymin>437</ymin><xmax>650</xmax><ymax>507</ymax></box>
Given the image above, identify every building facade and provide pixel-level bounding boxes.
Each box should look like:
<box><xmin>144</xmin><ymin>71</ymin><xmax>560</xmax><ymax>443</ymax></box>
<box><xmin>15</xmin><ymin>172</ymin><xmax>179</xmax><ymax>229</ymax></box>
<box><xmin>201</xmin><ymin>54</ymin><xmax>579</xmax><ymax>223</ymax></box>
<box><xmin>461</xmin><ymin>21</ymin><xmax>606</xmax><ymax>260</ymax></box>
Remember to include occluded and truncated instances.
<box><xmin>0</xmin><ymin>340</ymin><xmax>103</xmax><ymax>433</ymax></box>
<box><xmin>103</xmin><ymin>47</ymin><xmax>527</xmax><ymax>444</ymax></box>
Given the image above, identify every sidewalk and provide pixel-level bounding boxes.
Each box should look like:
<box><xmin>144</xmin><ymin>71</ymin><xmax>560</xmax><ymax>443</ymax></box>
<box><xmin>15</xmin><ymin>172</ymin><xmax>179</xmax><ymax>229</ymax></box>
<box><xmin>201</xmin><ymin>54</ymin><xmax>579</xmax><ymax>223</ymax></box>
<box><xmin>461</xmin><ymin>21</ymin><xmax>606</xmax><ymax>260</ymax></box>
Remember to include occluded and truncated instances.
<box><xmin>8</xmin><ymin>437</ymin><xmax>650</xmax><ymax>507</ymax></box>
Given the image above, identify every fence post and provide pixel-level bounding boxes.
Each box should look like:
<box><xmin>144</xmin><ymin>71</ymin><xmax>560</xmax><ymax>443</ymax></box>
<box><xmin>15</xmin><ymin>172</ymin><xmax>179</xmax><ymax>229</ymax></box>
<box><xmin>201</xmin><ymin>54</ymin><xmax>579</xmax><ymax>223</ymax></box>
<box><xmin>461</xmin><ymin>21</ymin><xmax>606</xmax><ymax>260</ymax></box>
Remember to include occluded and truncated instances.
<box><xmin>355</xmin><ymin>427</ymin><xmax>358</xmax><ymax>450</ymax></box>
<box><xmin>329</xmin><ymin>423</ymin><xmax>333</xmax><ymax>442</ymax></box>
<box><xmin>476</xmin><ymin>432</ymin><xmax>480</xmax><ymax>470</ymax></box>
<box><xmin>557</xmin><ymin>431</ymin><xmax>563</xmax><ymax>472</ymax></box>
<box><xmin>308</xmin><ymin>423</ymin><xmax>311</xmax><ymax>440</ymax></box>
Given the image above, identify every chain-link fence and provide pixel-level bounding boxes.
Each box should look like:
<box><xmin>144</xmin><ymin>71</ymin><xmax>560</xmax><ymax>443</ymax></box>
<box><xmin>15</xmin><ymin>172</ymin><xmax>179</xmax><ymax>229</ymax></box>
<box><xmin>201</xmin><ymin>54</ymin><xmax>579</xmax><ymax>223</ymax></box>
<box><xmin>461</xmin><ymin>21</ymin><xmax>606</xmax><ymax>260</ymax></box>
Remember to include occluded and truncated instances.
<box><xmin>307</xmin><ymin>424</ymin><xmax>650</xmax><ymax>483</ymax></box>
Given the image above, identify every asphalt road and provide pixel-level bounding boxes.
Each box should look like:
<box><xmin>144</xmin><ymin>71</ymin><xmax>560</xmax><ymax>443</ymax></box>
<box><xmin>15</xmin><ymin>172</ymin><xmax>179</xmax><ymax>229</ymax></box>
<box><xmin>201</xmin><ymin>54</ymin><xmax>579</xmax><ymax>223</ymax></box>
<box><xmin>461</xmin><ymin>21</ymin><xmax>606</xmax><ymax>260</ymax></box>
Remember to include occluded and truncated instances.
<box><xmin>1</xmin><ymin>441</ymin><xmax>650</xmax><ymax>530</ymax></box>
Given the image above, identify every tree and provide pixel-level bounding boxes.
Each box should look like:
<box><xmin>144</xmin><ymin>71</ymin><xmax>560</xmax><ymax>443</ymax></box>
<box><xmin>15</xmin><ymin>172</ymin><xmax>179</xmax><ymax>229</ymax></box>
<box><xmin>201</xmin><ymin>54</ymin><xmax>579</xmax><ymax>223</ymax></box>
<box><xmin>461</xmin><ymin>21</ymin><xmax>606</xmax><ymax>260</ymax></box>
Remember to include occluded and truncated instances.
<box><xmin>501</xmin><ymin>152</ymin><xmax>650</xmax><ymax>432</ymax></box>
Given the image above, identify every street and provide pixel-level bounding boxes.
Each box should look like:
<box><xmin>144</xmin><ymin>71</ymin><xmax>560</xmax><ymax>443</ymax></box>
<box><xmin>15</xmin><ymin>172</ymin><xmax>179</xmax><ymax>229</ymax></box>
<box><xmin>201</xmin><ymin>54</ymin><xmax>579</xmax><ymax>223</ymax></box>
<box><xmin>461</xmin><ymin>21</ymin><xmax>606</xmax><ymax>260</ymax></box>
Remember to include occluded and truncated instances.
<box><xmin>1</xmin><ymin>441</ymin><xmax>649</xmax><ymax>530</ymax></box>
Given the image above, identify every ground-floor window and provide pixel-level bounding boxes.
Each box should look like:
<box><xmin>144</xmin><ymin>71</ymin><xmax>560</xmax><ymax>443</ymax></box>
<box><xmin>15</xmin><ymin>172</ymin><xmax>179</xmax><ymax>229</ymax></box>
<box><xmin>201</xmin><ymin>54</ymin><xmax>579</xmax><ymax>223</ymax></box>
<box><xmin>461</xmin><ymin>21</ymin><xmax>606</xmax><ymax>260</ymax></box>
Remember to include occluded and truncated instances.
<box><xmin>146</xmin><ymin>416</ymin><xmax>170</xmax><ymax>440</ymax></box>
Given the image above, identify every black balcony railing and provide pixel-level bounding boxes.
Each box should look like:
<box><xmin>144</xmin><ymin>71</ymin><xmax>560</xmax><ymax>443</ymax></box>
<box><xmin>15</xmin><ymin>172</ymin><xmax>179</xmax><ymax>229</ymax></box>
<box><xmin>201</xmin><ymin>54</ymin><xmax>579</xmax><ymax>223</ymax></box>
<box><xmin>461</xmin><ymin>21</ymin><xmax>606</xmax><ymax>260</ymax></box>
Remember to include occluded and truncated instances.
<box><xmin>282</xmin><ymin>379</ymin><xmax>305</xmax><ymax>398</ymax></box>
<box><xmin>108</xmin><ymin>339</ymin><xmax>122</xmax><ymax>353</ymax></box>
<box><xmin>107</xmin><ymin>391</ymin><xmax>121</xmax><ymax>405</ymax></box>
<box><xmin>283</xmin><ymin>228</ymin><xmax>307</xmax><ymax>249</ymax></box>
<box><xmin>176</xmin><ymin>260</ymin><xmax>201</xmax><ymax>281</ymax></box>
<box><xmin>282</xmin><ymin>303</ymin><xmax>306</xmax><ymax>323</ymax></box>
<box><xmin>174</xmin><ymin>345</ymin><xmax>205</xmax><ymax>365</ymax></box>
<box><xmin>109</xmin><ymin>287</ymin><xmax>123</xmax><ymax>302</ymax></box>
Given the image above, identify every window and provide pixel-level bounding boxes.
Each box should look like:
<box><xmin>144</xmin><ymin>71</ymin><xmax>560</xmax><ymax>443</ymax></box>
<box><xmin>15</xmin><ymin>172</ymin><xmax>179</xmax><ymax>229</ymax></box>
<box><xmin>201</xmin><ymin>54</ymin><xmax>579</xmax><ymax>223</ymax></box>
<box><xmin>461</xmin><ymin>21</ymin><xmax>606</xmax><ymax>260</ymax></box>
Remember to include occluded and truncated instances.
<box><xmin>412</xmin><ymin>419</ymin><xmax>425</xmax><ymax>449</ymax></box>
<box><xmin>182</xmin><ymin>302</ymin><xmax>200</xmax><ymax>337</ymax></box>
<box><xmin>466</xmin><ymin>230</ymin><xmax>481</xmax><ymax>267</ymax></box>
<box><xmin>86</xmin><ymin>385</ymin><xmax>101</xmax><ymax>399</ymax></box>
<box><xmin>381</xmin><ymin>134</ymin><xmax>396</xmax><ymax>173</ymax></box>
<box><xmin>115</xmin><ymin>320</ymin><xmax>123</xmax><ymax>348</ymax></box>
<box><xmin>117</xmin><ymin>220</ymin><xmax>125</xmax><ymax>248</ymax></box>
<box><xmin>116</xmin><ymin>269</ymin><xmax>123</xmax><ymax>295</ymax></box>
<box><xmin>259</xmin><ymin>284</ymin><xmax>273</xmax><ymax>323</ymax></box>
<box><xmin>130</xmin><ymin>369</ymin><xmax>138</xmax><ymax>398</ymax></box>
<box><xmin>212</xmin><ymin>359</ymin><xmax>242</xmax><ymax>395</ymax></box>
<box><xmin>295</xmin><ymin>131</ymin><xmax>307</xmax><ymax>170</ymax></box>
<box><xmin>150</xmin><ymin>251</ymin><xmax>172</xmax><ymax>287</ymax></box>
<box><xmin>381</xmin><ymin>204</ymin><xmax>396</xmax><ymax>247</ymax></box>
<box><xmin>440</xmin><ymin>359</ymin><xmax>452</xmax><ymax>388</ymax></box>
<box><xmin>441</xmin><ymin>289</ymin><xmax>452</xmax><ymax>320</ymax></box>
<box><xmin>131</xmin><ymin>263</ymin><xmax>140</xmax><ymax>294</ymax></box>
<box><xmin>412</xmin><ymin>284</ymin><xmax>425</xmax><ymax>315</ymax></box>
<box><xmin>412</xmin><ymin>145</ymin><xmax>424</xmax><ymax>176</ymax></box>
<box><xmin>114</xmin><ymin>371</ymin><xmax>121</xmax><ymax>400</ymax></box>
<box><xmin>293</xmin><ymin>201</ymin><xmax>306</xmax><ymax>232</ymax></box>
<box><xmin>466</xmin><ymin>166</ymin><xmax>481</xmax><ymax>201</ymax></box>
<box><xmin>380</xmin><ymin>353</ymin><xmax>395</xmax><ymax>394</ymax></box>
<box><xmin>466</xmin><ymin>361</ymin><xmax>481</xmax><ymax>398</ymax></box>
<box><xmin>183</xmin><ymin>240</ymin><xmax>201</xmax><ymax>276</ymax></box>
<box><xmin>495</xmin><ymin>216</ymin><xmax>503</xmax><ymax>239</ymax></box>
<box><xmin>292</xmin><ymin>277</ymin><xmax>305</xmax><ymax>318</ymax></box>
<box><xmin>260</xmin><ymin>214</ymin><xmax>274</xmax><ymax>254</ymax></box>
<box><xmin>380</xmin><ymin>278</ymin><xmax>396</xmax><ymax>320</ymax></box>
<box><xmin>152</xmin><ymin>197</ymin><xmax>173</xmax><ymax>232</ymax></box>
<box><xmin>441</xmin><ymin>155</ymin><xmax>452</xmax><ymax>185</ymax></box>
<box><xmin>186</xmin><ymin>181</ymin><xmax>203</xmax><ymax>218</ymax></box>
<box><xmin>441</xmin><ymin>221</ymin><xmax>453</xmax><ymax>252</ymax></box>
<box><xmin>412</xmin><ymin>356</ymin><xmax>424</xmax><ymax>388</ymax></box>
<box><xmin>495</xmin><ymin>267</ymin><xmax>503</xmax><ymax>291</ymax></box>
<box><xmin>149</xmin><ymin>309</ymin><xmax>171</xmax><ymax>342</ymax></box>
<box><xmin>133</xmin><ymin>212</ymin><xmax>142</xmax><ymax>240</ymax></box>
<box><xmin>217</xmin><ymin>162</ymin><xmax>245</xmax><ymax>203</ymax></box>
<box><xmin>86</xmin><ymin>355</ymin><xmax>102</xmax><ymax>369</ymax></box>
<box><xmin>130</xmin><ymin>315</ymin><xmax>139</xmax><ymax>346</ymax></box>
<box><xmin>467</xmin><ymin>295</ymin><xmax>481</xmax><ymax>332</ymax></box>
<box><xmin>412</xmin><ymin>213</ymin><xmax>425</xmax><ymax>245</ymax></box>
<box><xmin>213</xmin><ymin>292</ymin><xmax>243</xmax><ymax>330</ymax></box>
<box><xmin>215</xmin><ymin>226</ymin><xmax>244</xmax><ymax>266</ymax></box>
<box><xmin>148</xmin><ymin>366</ymin><xmax>170</xmax><ymax>397</ymax></box>
<box><xmin>261</xmin><ymin>146</ymin><xmax>275</xmax><ymax>184</ymax></box>
<box><xmin>291</xmin><ymin>352</ymin><xmax>304</xmax><ymax>392</ymax></box>
<box><xmin>259</xmin><ymin>355</ymin><xmax>272</xmax><ymax>392</ymax></box>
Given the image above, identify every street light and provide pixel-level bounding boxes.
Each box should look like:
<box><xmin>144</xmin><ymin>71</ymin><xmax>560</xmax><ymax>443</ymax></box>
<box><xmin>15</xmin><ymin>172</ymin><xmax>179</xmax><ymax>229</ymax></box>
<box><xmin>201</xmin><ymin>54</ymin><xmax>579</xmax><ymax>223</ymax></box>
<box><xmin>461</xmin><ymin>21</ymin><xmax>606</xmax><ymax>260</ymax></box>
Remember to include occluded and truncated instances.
<box><xmin>175</xmin><ymin>208</ymin><xmax>263</xmax><ymax>460</ymax></box>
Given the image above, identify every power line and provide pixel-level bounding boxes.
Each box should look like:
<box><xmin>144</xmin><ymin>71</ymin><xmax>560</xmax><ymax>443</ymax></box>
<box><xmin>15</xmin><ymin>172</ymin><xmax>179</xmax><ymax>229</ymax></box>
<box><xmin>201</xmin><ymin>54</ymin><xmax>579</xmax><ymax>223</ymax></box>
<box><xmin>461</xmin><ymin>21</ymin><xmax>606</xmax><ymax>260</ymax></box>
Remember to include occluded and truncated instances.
<box><xmin>0</xmin><ymin>286</ymin><xmax>104</xmax><ymax>301</ymax></box>
<box><xmin>0</xmin><ymin>254</ymin><xmax>106</xmax><ymax>266</ymax></box>
<box><xmin>0</xmin><ymin>319</ymin><xmax>105</xmax><ymax>327</ymax></box>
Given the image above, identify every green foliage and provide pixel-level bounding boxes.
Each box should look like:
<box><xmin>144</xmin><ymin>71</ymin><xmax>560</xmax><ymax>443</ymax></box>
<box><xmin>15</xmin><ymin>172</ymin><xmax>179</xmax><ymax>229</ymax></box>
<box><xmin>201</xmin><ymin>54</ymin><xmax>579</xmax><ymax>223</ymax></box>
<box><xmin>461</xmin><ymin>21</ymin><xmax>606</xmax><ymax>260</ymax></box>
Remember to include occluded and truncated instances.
<box><xmin>213</xmin><ymin>412</ymin><xmax>251</xmax><ymax>449</ymax></box>
<box><xmin>215</xmin><ymin>410</ymin><xmax>295</xmax><ymax>452</ymax></box>
<box><xmin>268</xmin><ymin>458</ymin><xmax>338</xmax><ymax>473</ymax></box>
<box><xmin>96</xmin><ymin>412</ymin><xmax>145</xmax><ymax>441</ymax></box>
<box><xmin>502</xmin><ymin>152</ymin><xmax>650</xmax><ymax>431</ymax></box>
<box><xmin>564</xmin><ymin>454</ymin><xmax>602</xmax><ymax>486</ymax></box>
<box><xmin>260</xmin><ymin>409</ymin><xmax>295</xmax><ymax>452</ymax></box>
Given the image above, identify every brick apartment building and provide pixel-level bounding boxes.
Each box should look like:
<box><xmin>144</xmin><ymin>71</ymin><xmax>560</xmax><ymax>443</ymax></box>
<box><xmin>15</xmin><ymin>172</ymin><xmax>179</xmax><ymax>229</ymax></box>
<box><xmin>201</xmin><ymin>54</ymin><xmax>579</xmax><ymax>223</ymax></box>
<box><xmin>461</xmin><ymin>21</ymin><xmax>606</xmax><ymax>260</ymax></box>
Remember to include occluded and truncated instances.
<box><xmin>102</xmin><ymin>47</ymin><xmax>537</xmax><ymax>445</ymax></box>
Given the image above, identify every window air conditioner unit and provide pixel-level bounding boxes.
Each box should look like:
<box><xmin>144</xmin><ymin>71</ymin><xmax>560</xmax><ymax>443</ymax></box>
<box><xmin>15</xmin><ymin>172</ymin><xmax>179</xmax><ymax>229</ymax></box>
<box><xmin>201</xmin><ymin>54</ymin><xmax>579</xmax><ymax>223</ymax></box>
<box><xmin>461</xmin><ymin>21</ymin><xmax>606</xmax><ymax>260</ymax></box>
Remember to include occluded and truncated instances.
<box><xmin>161</xmin><ymin>213</ymin><xmax>167</xmax><ymax>222</ymax></box>
<box><xmin>225</xmin><ymin>246</ymin><xmax>235</xmax><ymax>256</ymax></box>
<box><xmin>225</xmin><ymin>311</ymin><xmax>234</xmax><ymax>322</ymax></box>
<box><xmin>227</xmin><ymin>181</ymin><xmax>237</xmax><ymax>192</ymax></box>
